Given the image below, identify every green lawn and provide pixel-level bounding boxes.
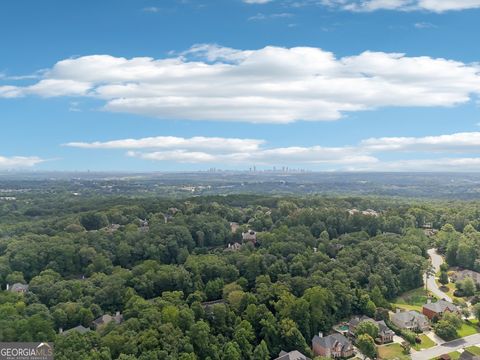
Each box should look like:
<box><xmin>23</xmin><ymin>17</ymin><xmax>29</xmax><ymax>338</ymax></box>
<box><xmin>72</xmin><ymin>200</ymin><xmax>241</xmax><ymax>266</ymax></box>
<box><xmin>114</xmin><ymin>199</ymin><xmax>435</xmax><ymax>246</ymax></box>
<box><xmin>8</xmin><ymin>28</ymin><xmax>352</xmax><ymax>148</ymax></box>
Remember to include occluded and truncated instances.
<box><xmin>392</xmin><ymin>303</ymin><xmax>423</xmax><ymax>312</ymax></box>
<box><xmin>378</xmin><ymin>343</ymin><xmax>410</xmax><ymax>360</ymax></box>
<box><xmin>457</xmin><ymin>322</ymin><xmax>479</xmax><ymax>337</ymax></box>
<box><xmin>448</xmin><ymin>351</ymin><xmax>461</xmax><ymax>360</ymax></box>
<box><xmin>413</xmin><ymin>334</ymin><xmax>436</xmax><ymax>350</ymax></box>
<box><xmin>434</xmin><ymin>278</ymin><xmax>465</xmax><ymax>304</ymax></box>
<box><xmin>394</xmin><ymin>287</ymin><xmax>433</xmax><ymax>307</ymax></box>
<box><xmin>465</xmin><ymin>346</ymin><xmax>480</xmax><ymax>355</ymax></box>
<box><xmin>431</xmin><ymin>351</ymin><xmax>461</xmax><ymax>360</ymax></box>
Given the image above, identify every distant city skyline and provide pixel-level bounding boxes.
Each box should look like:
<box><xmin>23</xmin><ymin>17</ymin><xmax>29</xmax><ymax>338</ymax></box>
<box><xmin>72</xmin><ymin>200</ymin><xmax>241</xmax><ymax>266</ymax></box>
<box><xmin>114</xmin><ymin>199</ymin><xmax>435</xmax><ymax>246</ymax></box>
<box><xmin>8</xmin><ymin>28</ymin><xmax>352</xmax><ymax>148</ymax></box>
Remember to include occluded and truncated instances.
<box><xmin>1</xmin><ymin>0</ymin><xmax>480</xmax><ymax>172</ymax></box>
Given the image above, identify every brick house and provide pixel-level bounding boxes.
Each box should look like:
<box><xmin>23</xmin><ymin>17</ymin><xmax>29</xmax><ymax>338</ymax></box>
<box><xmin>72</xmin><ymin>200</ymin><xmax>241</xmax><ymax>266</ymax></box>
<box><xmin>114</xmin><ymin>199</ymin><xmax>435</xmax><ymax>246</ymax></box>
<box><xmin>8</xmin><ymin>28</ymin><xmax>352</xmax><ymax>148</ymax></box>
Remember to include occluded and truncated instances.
<box><xmin>422</xmin><ymin>300</ymin><xmax>458</xmax><ymax>320</ymax></box>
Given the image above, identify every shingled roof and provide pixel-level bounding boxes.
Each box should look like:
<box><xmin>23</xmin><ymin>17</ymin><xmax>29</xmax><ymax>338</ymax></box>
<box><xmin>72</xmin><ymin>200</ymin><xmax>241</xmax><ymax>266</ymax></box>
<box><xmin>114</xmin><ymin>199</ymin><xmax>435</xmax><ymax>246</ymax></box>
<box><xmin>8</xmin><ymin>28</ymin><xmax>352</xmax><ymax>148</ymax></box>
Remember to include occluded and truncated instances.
<box><xmin>312</xmin><ymin>333</ymin><xmax>351</xmax><ymax>351</ymax></box>
<box><xmin>275</xmin><ymin>350</ymin><xmax>311</xmax><ymax>360</ymax></box>
<box><xmin>423</xmin><ymin>300</ymin><xmax>457</xmax><ymax>314</ymax></box>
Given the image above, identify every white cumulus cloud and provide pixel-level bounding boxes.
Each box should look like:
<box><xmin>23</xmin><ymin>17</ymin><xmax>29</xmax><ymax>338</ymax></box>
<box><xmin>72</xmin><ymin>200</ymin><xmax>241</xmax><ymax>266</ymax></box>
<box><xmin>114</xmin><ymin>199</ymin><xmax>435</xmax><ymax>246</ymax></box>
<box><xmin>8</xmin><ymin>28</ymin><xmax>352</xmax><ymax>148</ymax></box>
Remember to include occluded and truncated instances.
<box><xmin>68</xmin><ymin>135</ymin><xmax>376</xmax><ymax>165</ymax></box>
<box><xmin>322</xmin><ymin>0</ymin><xmax>480</xmax><ymax>12</ymax></box>
<box><xmin>361</xmin><ymin>132</ymin><xmax>480</xmax><ymax>152</ymax></box>
<box><xmin>0</xmin><ymin>155</ymin><xmax>45</xmax><ymax>169</ymax></box>
<box><xmin>68</xmin><ymin>131</ymin><xmax>480</xmax><ymax>170</ymax></box>
<box><xmin>2</xmin><ymin>45</ymin><xmax>480</xmax><ymax>124</ymax></box>
<box><xmin>243</xmin><ymin>0</ymin><xmax>275</xmax><ymax>3</ymax></box>
<box><xmin>65</xmin><ymin>136</ymin><xmax>264</xmax><ymax>153</ymax></box>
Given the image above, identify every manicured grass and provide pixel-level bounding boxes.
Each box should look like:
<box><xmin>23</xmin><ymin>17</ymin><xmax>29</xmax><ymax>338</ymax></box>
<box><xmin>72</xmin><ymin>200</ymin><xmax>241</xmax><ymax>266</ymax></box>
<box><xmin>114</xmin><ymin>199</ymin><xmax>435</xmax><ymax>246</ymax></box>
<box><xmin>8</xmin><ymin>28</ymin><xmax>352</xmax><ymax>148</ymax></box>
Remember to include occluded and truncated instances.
<box><xmin>392</xmin><ymin>303</ymin><xmax>423</xmax><ymax>312</ymax></box>
<box><xmin>413</xmin><ymin>334</ymin><xmax>436</xmax><ymax>350</ymax></box>
<box><xmin>394</xmin><ymin>287</ymin><xmax>433</xmax><ymax>307</ymax></box>
<box><xmin>430</xmin><ymin>352</ymin><xmax>461</xmax><ymax>360</ymax></box>
<box><xmin>457</xmin><ymin>322</ymin><xmax>479</xmax><ymax>337</ymax></box>
<box><xmin>448</xmin><ymin>351</ymin><xmax>461</xmax><ymax>360</ymax></box>
<box><xmin>465</xmin><ymin>346</ymin><xmax>480</xmax><ymax>355</ymax></box>
<box><xmin>434</xmin><ymin>278</ymin><xmax>465</xmax><ymax>303</ymax></box>
<box><xmin>378</xmin><ymin>343</ymin><xmax>410</xmax><ymax>360</ymax></box>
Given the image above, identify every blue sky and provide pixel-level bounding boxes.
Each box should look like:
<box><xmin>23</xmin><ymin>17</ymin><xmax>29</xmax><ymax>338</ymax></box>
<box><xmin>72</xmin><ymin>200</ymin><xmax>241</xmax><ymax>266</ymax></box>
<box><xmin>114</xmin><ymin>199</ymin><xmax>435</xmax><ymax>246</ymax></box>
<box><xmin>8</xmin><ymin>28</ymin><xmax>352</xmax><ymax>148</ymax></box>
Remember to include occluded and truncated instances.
<box><xmin>1</xmin><ymin>0</ymin><xmax>480</xmax><ymax>172</ymax></box>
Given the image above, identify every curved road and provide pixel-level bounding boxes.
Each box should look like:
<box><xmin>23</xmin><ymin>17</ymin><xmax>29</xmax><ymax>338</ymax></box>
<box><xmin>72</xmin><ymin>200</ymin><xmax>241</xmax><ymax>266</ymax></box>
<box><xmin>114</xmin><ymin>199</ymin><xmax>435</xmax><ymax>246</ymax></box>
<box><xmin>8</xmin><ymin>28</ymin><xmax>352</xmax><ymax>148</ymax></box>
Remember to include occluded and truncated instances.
<box><xmin>412</xmin><ymin>333</ymin><xmax>480</xmax><ymax>360</ymax></box>
<box><xmin>425</xmin><ymin>248</ymin><xmax>452</xmax><ymax>302</ymax></box>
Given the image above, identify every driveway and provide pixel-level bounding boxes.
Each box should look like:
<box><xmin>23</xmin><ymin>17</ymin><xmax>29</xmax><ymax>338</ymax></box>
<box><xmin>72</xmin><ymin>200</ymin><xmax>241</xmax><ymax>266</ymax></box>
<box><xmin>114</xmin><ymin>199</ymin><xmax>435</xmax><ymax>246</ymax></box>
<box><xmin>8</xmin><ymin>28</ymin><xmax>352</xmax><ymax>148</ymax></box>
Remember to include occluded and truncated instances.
<box><xmin>425</xmin><ymin>248</ymin><xmax>452</xmax><ymax>302</ymax></box>
<box><xmin>411</xmin><ymin>333</ymin><xmax>480</xmax><ymax>360</ymax></box>
<box><xmin>425</xmin><ymin>330</ymin><xmax>445</xmax><ymax>345</ymax></box>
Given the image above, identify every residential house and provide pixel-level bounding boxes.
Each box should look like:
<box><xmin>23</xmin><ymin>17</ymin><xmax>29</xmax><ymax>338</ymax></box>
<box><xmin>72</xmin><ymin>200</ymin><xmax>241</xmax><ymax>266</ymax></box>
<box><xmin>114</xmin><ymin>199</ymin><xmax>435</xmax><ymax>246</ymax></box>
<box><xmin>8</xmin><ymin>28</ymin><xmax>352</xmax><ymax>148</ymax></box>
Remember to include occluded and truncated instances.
<box><xmin>421</xmin><ymin>225</ymin><xmax>438</xmax><ymax>237</ymax></box>
<box><xmin>168</xmin><ymin>207</ymin><xmax>180</xmax><ymax>215</ymax></box>
<box><xmin>229</xmin><ymin>222</ymin><xmax>240</xmax><ymax>233</ymax></box>
<box><xmin>224</xmin><ymin>242</ymin><xmax>242</xmax><ymax>252</ymax></box>
<box><xmin>451</xmin><ymin>270</ymin><xmax>480</xmax><ymax>286</ymax></box>
<box><xmin>348</xmin><ymin>316</ymin><xmax>373</xmax><ymax>336</ymax></box>
<box><xmin>312</xmin><ymin>333</ymin><xmax>354</xmax><ymax>358</ymax></box>
<box><xmin>363</xmin><ymin>209</ymin><xmax>379</xmax><ymax>217</ymax></box>
<box><xmin>391</xmin><ymin>310</ymin><xmax>429</xmax><ymax>332</ymax></box>
<box><xmin>200</xmin><ymin>299</ymin><xmax>226</xmax><ymax>309</ymax></box>
<box><xmin>348</xmin><ymin>316</ymin><xmax>394</xmax><ymax>344</ymax></box>
<box><xmin>377</xmin><ymin>321</ymin><xmax>395</xmax><ymax>344</ymax></box>
<box><xmin>275</xmin><ymin>350</ymin><xmax>311</xmax><ymax>360</ymax></box>
<box><xmin>347</xmin><ymin>209</ymin><xmax>379</xmax><ymax>217</ymax></box>
<box><xmin>105</xmin><ymin>223</ymin><xmax>121</xmax><ymax>233</ymax></box>
<box><xmin>459</xmin><ymin>350</ymin><xmax>480</xmax><ymax>360</ymax></box>
<box><xmin>60</xmin><ymin>325</ymin><xmax>91</xmax><ymax>336</ymax></box>
<box><xmin>7</xmin><ymin>283</ymin><xmax>29</xmax><ymax>294</ymax></box>
<box><xmin>423</xmin><ymin>229</ymin><xmax>438</xmax><ymax>237</ymax></box>
<box><xmin>422</xmin><ymin>300</ymin><xmax>458</xmax><ymax>320</ymax></box>
<box><xmin>92</xmin><ymin>312</ymin><xmax>123</xmax><ymax>330</ymax></box>
<box><xmin>242</xmin><ymin>230</ymin><xmax>257</xmax><ymax>244</ymax></box>
<box><xmin>139</xmin><ymin>219</ymin><xmax>149</xmax><ymax>232</ymax></box>
<box><xmin>163</xmin><ymin>213</ymin><xmax>174</xmax><ymax>223</ymax></box>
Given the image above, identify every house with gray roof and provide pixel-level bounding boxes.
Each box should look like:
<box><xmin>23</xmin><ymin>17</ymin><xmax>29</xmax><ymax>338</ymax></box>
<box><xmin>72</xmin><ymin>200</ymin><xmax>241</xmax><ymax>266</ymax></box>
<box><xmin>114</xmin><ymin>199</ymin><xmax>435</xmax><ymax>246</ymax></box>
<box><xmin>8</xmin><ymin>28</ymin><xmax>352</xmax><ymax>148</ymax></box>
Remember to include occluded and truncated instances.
<box><xmin>275</xmin><ymin>350</ymin><xmax>311</xmax><ymax>360</ymax></box>
<box><xmin>242</xmin><ymin>230</ymin><xmax>257</xmax><ymax>244</ymax></box>
<box><xmin>92</xmin><ymin>312</ymin><xmax>123</xmax><ymax>330</ymax></box>
<box><xmin>348</xmin><ymin>316</ymin><xmax>394</xmax><ymax>344</ymax></box>
<box><xmin>7</xmin><ymin>283</ymin><xmax>29</xmax><ymax>294</ymax></box>
<box><xmin>391</xmin><ymin>310</ymin><xmax>429</xmax><ymax>332</ymax></box>
<box><xmin>61</xmin><ymin>325</ymin><xmax>91</xmax><ymax>336</ymax></box>
<box><xmin>348</xmin><ymin>316</ymin><xmax>373</xmax><ymax>336</ymax></box>
<box><xmin>377</xmin><ymin>320</ymin><xmax>395</xmax><ymax>343</ymax></box>
<box><xmin>452</xmin><ymin>270</ymin><xmax>480</xmax><ymax>286</ymax></box>
<box><xmin>312</xmin><ymin>333</ymin><xmax>354</xmax><ymax>358</ymax></box>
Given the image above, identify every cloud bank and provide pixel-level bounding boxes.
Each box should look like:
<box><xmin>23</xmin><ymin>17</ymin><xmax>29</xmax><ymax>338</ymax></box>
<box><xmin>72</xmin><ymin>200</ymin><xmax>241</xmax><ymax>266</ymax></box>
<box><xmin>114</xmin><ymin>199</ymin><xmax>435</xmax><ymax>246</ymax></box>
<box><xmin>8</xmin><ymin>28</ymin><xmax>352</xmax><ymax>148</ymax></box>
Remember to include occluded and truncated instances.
<box><xmin>66</xmin><ymin>132</ymin><xmax>480</xmax><ymax>171</ymax></box>
<box><xmin>0</xmin><ymin>155</ymin><xmax>45</xmax><ymax>169</ymax></box>
<box><xmin>338</xmin><ymin>0</ymin><xmax>480</xmax><ymax>12</ymax></box>
<box><xmin>2</xmin><ymin>45</ymin><xmax>480</xmax><ymax>123</ymax></box>
<box><xmin>260</xmin><ymin>0</ymin><xmax>480</xmax><ymax>12</ymax></box>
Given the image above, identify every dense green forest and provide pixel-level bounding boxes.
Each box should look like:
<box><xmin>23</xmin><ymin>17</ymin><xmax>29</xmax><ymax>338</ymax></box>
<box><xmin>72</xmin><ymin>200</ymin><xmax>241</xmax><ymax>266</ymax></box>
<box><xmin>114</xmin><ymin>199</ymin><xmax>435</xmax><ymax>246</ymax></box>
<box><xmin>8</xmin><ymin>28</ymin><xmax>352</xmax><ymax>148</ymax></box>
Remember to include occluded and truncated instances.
<box><xmin>1</xmin><ymin>191</ymin><xmax>480</xmax><ymax>359</ymax></box>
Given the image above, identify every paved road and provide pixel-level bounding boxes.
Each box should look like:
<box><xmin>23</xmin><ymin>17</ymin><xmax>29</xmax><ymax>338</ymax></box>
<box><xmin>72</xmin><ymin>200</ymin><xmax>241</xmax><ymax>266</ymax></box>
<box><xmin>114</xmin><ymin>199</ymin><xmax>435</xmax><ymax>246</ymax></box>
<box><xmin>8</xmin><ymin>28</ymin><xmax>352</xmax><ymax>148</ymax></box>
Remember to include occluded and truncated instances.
<box><xmin>411</xmin><ymin>333</ymin><xmax>480</xmax><ymax>360</ymax></box>
<box><xmin>425</xmin><ymin>248</ymin><xmax>452</xmax><ymax>302</ymax></box>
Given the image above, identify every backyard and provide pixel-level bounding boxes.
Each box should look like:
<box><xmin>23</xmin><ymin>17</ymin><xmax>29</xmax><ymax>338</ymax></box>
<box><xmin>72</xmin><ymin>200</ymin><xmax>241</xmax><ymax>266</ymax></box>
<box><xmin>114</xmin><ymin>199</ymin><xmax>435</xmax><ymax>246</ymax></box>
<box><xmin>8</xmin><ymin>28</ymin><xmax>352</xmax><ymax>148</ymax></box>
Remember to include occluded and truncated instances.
<box><xmin>393</xmin><ymin>287</ymin><xmax>434</xmax><ymax>312</ymax></box>
<box><xmin>378</xmin><ymin>343</ymin><xmax>410</xmax><ymax>360</ymax></box>
<box><xmin>435</xmin><ymin>273</ymin><xmax>466</xmax><ymax>304</ymax></box>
